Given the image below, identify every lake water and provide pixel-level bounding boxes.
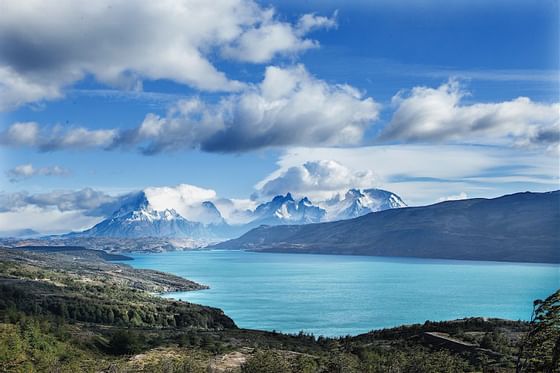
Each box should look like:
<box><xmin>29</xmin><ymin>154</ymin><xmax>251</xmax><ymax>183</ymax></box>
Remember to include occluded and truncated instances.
<box><xmin>126</xmin><ymin>250</ymin><xmax>559</xmax><ymax>337</ymax></box>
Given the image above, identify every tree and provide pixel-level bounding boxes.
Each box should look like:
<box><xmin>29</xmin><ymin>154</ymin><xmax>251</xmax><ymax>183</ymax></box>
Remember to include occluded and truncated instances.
<box><xmin>516</xmin><ymin>290</ymin><xmax>560</xmax><ymax>373</ymax></box>
<box><xmin>241</xmin><ymin>351</ymin><xmax>292</xmax><ymax>373</ymax></box>
<box><xmin>107</xmin><ymin>330</ymin><xmax>143</xmax><ymax>355</ymax></box>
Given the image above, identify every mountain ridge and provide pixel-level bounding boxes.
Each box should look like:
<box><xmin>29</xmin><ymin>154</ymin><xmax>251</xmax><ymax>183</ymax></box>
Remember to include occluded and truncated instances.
<box><xmin>210</xmin><ymin>191</ymin><xmax>560</xmax><ymax>263</ymax></box>
<box><xmin>66</xmin><ymin>188</ymin><xmax>406</xmax><ymax>239</ymax></box>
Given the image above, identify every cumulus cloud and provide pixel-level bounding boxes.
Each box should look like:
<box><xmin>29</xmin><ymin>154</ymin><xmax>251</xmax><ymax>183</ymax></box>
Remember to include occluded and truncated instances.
<box><xmin>380</xmin><ymin>80</ymin><xmax>560</xmax><ymax>152</ymax></box>
<box><xmin>296</xmin><ymin>12</ymin><xmax>338</xmax><ymax>34</ymax></box>
<box><xmin>223</xmin><ymin>12</ymin><xmax>337</xmax><ymax>63</ymax></box>
<box><xmin>0</xmin><ymin>188</ymin><xmax>122</xmax><ymax>216</ymax></box>
<box><xmin>257</xmin><ymin>160</ymin><xmax>377</xmax><ymax>200</ymax></box>
<box><xmin>144</xmin><ymin>184</ymin><xmax>260</xmax><ymax>224</ymax></box>
<box><xmin>0</xmin><ymin>122</ymin><xmax>118</xmax><ymax>151</ymax></box>
<box><xmin>134</xmin><ymin>65</ymin><xmax>379</xmax><ymax>153</ymax></box>
<box><xmin>144</xmin><ymin>184</ymin><xmax>221</xmax><ymax>223</ymax></box>
<box><xmin>0</xmin><ymin>66</ymin><xmax>64</xmax><ymax>110</ymax></box>
<box><xmin>6</xmin><ymin>163</ymin><xmax>70</xmax><ymax>182</ymax></box>
<box><xmin>0</xmin><ymin>0</ymin><xmax>336</xmax><ymax>110</ymax></box>
<box><xmin>2</xmin><ymin>65</ymin><xmax>379</xmax><ymax>153</ymax></box>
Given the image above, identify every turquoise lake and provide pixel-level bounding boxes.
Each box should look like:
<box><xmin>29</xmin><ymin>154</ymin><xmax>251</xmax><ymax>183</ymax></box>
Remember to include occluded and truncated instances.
<box><xmin>126</xmin><ymin>250</ymin><xmax>559</xmax><ymax>337</ymax></box>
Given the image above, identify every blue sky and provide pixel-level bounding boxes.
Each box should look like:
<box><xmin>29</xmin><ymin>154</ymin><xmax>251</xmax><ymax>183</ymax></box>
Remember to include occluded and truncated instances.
<box><xmin>0</xmin><ymin>0</ymin><xmax>558</xmax><ymax>233</ymax></box>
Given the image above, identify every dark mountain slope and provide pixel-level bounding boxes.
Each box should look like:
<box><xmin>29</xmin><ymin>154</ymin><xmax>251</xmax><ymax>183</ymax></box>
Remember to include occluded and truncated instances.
<box><xmin>211</xmin><ymin>191</ymin><xmax>560</xmax><ymax>263</ymax></box>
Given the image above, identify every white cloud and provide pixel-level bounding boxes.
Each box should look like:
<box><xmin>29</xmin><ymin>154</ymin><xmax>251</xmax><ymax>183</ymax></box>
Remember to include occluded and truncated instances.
<box><xmin>0</xmin><ymin>184</ymin><xmax>255</xmax><ymax>231</ymax></box>
<box><xmin>0</xmin><ymin>122</ymin><xmax>118</xmax><ymax>150</ymax></box>
<box><xmin>380</xmin><ymin>80</ymin><xmax>560</xmax><ymax>152</ymax></box>
<box><xmin>438</xmin><ymin>192</ymin><xmax>468</xmax><ymax>202</ymax></box>
<box><xmin>257</xmin><ymin>160</ymin><xmax>377</xmax><ymax>200</ymax></box>
<box><xmin>0</xmin><ymin>0</ymin><xmax>335</xmax><ymax>110</ymax></box>
<box><xmin>144</xmin><ymin>184</ymin><xmax>218</xmax><ymax>223</ymax></box>
<box><xmin>0</xmin><ymin>66</ymin><xmax>64</xmax><ymax>111</ymax></box>
<box><xmin>2</xmin><ymin>65</ymin><xmax>380</xmax><ymax>153</ymax></box>
<box><xmin>144</xmin><ymin>184</ymin><xmax>260</xmax><ymax>224</ymax></box>
<box><xmin>212</xmin><ymin>198</ymin><xmax>257</xmax><ymax>225</ymax></box>
<box><xmin>3</xmin><ymin>122</ymin><xmax>39</xmax><ymax>146</ymax></box>
<box><xmin>296</xmin><ymin>12</ymin><xmax>338</xmax><ymax>35</ymax></box>
<box><xmin>134</xmin><ymin>65</ymin><xmax>379</xmax><ymax>153</ymax></box>
<box><xmin>0</xmin><ymin>205</ymin><xmax>100</xmax><ymax>234</ymax></box>
<box><xmin>6</xmin><ymin>163</ymin><xmax>69</xmax><ymax>182</ymax></box>
<box><xmin>265</xmin><ymin>145</ymin><xmax>560</xmax><ymax>206</ymax></box>
<box><xmin>0</xmin><ymin>188</ymin><xmax>122</xmax><ymax>214</ymax></box>
<box><xmin>223</xmin><ymin>12</ymin><xmax>337</xmax><ymax>63</ymax></box>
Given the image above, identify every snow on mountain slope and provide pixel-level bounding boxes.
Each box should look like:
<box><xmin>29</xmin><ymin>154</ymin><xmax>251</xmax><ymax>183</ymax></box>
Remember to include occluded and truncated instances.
<box><xmin>69</xmin><ymin>192</ymin><xmax>213</xmax><ymax>239</ymax></box>
<box><xmin>68</xmin><ymin>186</ymin><xmax>406</xmax><ymax>239</ymax></box>
<box><xmin>323</xmin><ymin>188</ymin><xmax>407</xmax><ymax>221</ymax></box>
<box><xmin>250</xmin><ymin>193</ymin><xmax>326</xmax><ymax>226</ymax></box>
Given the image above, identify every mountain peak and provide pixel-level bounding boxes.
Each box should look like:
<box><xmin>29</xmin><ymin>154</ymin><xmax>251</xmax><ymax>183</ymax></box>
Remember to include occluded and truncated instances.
<box><xmin>299</xmin><ymin>196</ymin><xmax>312</xmax><ymax>206</ymax></box>
<box><xmin>110</xmin><ymin>191</ymin><xmax>150</xmax><ymax>219</ymax></box>
<box><xmin>271</xmin><ymin>193</ymin><xmax>294</xmax><ymax>202</ymax></box>
<box><xmin>200</xmin><ymin>201</ymin><xmax>226</xmax><ymax>225</ymax></box>
<box><xmin>345</xmin><ymin>188</ymin><xmax>363</xmax><ymax>199</ymax></box>
<box><xmin>326</xmin><ymin>188</ymin><xmax>406</xmax><ymax>221</ymax></box>
<box><xmin>252</xmin><ymin>193</ymin><xmax>324</xmax><ymax>225</ymax></box>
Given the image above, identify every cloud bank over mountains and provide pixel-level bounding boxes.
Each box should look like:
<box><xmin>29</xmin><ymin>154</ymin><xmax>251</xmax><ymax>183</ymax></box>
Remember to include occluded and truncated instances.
<box><xmin>0</xmin><ymin>0</ymin><xmax>336</xmax><ymax>110</ymax></box>
<box><xmin>257</xmin><ymin>160</ymin><xmax>378</xmax><ymax>201</ymax></box>
<box><xmin>0</xmin><ymin>183</ymin><xmax>254</xmax><ymax>231</ymax></box>
<box><xmin>2</xmin><ymin>141</ymin><xmax>557</xmax><ymax>233</ymax></box>
<box><xmin>270</xmin><ymin>145</ymin><xmax>559</xmax><ymax>206</ymax></box>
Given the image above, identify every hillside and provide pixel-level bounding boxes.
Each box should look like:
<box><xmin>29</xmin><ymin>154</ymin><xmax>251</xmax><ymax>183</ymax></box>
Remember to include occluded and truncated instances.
<box><xmin>212</xmin><ymin>191</ymin><xmax>560</xmax><ymax>263</ymax></box>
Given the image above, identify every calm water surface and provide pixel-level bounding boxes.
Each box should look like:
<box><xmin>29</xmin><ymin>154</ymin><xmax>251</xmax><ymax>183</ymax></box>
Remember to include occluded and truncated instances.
<box><xmin>126</xmin><ymin>250</ymin><xmax>559</xmax><ymax>336</ymax></box>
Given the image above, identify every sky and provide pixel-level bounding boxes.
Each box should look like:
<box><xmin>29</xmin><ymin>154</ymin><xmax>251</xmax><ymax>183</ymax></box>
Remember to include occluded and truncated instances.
<box><xmin>0</xmin><ymin>0</ymin><xmax>559</xmax><ymax>233</ymax></box>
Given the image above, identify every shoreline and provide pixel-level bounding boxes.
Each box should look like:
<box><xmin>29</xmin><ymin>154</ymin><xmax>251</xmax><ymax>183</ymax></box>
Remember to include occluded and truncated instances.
<box><xmin>123</xmin><ymin>250</ymin><xmax>551</xmax><ymax>338</ymax></box>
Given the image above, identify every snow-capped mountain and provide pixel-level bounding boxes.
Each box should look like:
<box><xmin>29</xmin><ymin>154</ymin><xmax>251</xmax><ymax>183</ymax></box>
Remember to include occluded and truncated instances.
<box><xmin>323</xmin><ymin>188</ymin><xmax>407</xmax><ymax>221</ymax></box>
<box><xmin>245</xmin><ymin>189</ymin><xmax>405</xmax><ymax>227</ymax></box>
<box><xmin>67</xmin><ymin>187</ymin><xmax>406</xmax><ymax>240</ymax></box>
<box><xmin>69</xmin><ymin>192</ymin><xmax>212</xmax><ymax>239</ymax></box>
<box><xmin>249</xmin><ymin>193</ymin><xmax>326</xmax><ymax>226</ymax></box>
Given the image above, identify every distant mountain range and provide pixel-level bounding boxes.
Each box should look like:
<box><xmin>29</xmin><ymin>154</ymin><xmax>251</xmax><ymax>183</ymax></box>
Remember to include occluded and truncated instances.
<box><xmin>211</xmin><ymin>191</ymin><xmax>560</xmax><ymax>264</ymax></box>
<box><xmin>66</xmin><ymin>188</ymin><xmax>406</xmax><ymax>239</ymax></box>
